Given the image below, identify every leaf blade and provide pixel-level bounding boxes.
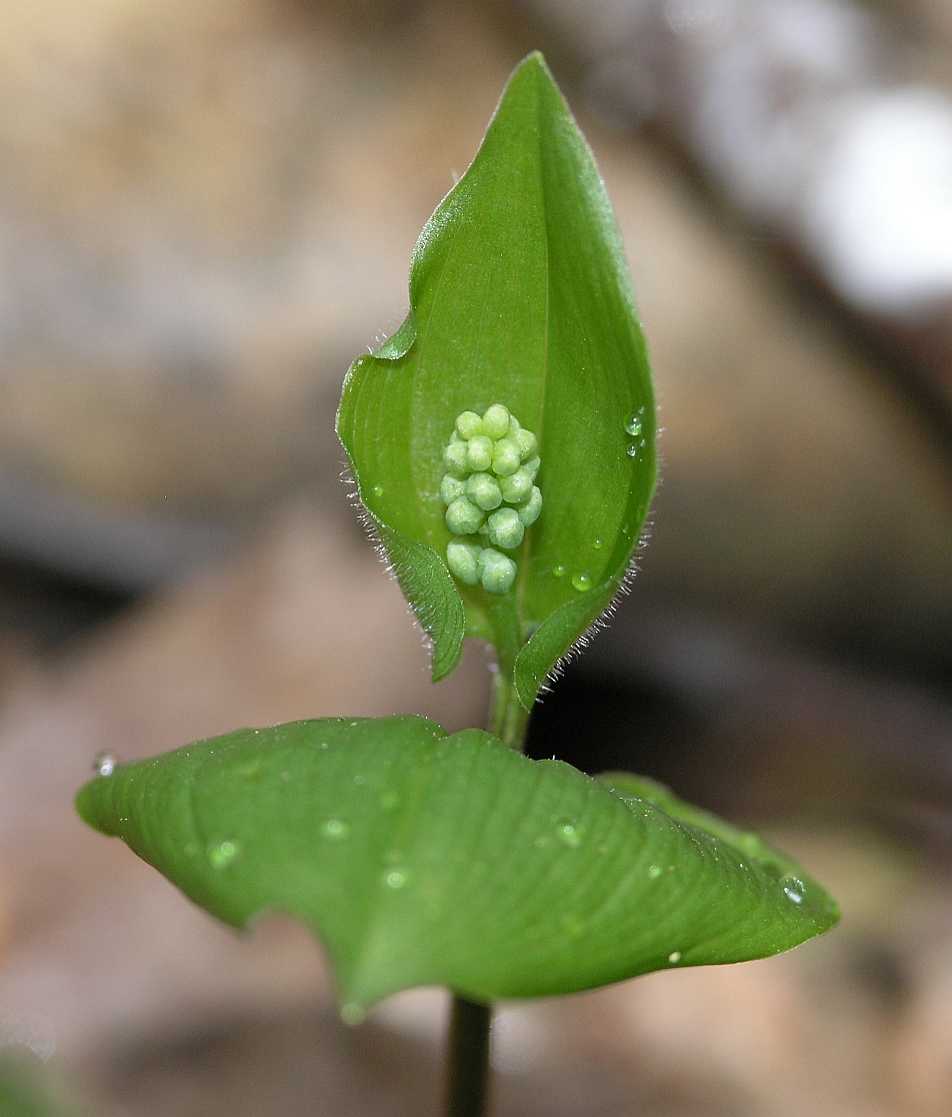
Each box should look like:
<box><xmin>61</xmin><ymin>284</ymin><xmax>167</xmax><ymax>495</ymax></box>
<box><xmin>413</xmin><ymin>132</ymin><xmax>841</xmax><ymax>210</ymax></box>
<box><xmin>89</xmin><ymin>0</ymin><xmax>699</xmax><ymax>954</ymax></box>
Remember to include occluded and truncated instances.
<box><xmin>337</xmin><ymin>53</ymin><xmax>657</xmax><ymax>698</ymax></box>
<box><xmin>77</xmin><ymin>719</ymin><xmax>838</xmax><ymax>1012</ymax></box>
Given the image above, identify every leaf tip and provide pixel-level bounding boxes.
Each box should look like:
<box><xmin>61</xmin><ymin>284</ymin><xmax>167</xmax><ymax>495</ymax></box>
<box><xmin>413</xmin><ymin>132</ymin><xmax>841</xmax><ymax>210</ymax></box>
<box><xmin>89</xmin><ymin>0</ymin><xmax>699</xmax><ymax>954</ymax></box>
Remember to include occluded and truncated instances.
<box><xmin>516</xmin><ymin>49</ymin><xmax>549</xmax><ymax>76</ymax></box>
<box><xmin>74</xmin><ymin>780</ymin><xmax>104</xmax><ymax>833</ymax></box>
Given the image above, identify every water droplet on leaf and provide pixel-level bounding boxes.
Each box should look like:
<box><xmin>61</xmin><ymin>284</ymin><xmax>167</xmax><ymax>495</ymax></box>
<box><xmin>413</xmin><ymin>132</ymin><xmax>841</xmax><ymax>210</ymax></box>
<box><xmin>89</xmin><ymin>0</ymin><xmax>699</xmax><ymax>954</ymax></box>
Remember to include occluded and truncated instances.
<box><xmin>556</xmin><ymin>820</ymin><xmax>582</xmax><ymax>848</ymax></box>
<box><xmin>383</xmin><ymin>868</ymin><xmax>409</xmax><ymax>890</ymax></box>
<box><xmin>593</xmin><ymin>537</ymin><xmax>603</xmax><ymax>550</ymax></box>
<box><xmin>93</xmin><ymin>752</ymin><xmax>117</xmax><ymax>777</ymax></box>
<box><xmin>571</xmin><ymin>572</ymin><xmax>592</xmax><ymax>592</ymax></box>
<box><xmin>647</xmin><ymin>864</ymin><xmax>663</xmax><ymax>880</ymax></box>
<box><xmin>668</xmin><ymin>950</ymin><xmax>682</xmax><ymax>964</ymax></box>
<box><xmin>208</xmin><ymin>840</ymin><xmax>240</xmax><ymax>869</ymax></box>
<box><xmin>624</xmin><ymin>415</ymin><xmax>643</xmax><ymax>437</ymax></box>
<box><xmin>552</xmin><ymin>564</ymin><xmax>567</xmax><ymax>578</ymax></box>
<box><xmin>782</xmin><ymin>876</ymin><xmax>806</xmax><ymax>905</ymax></box>
<box><xmin>626</xmin><ymin>444</ymin><xmax>639</xmax><ymax>459</ymax></box>
<box><xmin>321</xmin><ymin>818</ymin><xmax>350</xmax><ymax>841</ymax></box>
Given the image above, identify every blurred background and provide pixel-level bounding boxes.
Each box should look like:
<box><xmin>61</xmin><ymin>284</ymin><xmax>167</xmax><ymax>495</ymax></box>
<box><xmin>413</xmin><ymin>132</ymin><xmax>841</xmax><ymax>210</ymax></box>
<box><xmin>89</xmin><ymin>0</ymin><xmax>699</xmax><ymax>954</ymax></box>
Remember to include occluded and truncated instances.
<box><xmin>1</xmin><ymin>0</ymin><xmax>950</xmax><ymax>1114</ymax></box>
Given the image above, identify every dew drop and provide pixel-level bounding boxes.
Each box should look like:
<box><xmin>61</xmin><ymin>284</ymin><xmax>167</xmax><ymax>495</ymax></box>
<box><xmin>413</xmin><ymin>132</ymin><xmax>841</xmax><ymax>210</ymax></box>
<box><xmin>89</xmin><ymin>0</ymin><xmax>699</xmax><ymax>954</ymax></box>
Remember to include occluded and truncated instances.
<box><xmin>321</xmin><ymin>818</ymin><xmax>350</xmax><ymax>841</ymax></box>
<box><xmin>371</xmin><ymin>484</ymin><xmax>384</xmax><ymax>498</ymax></box>
<box><xmin>93</xmin><ymin>752</ymin><xmax>117</xmax><ymax>777</ymax></box>
<box><xmin>593</xmin><ymin>537</ymin><xmax>604</xmax><ymax>550</ymax></box>
<box><xmin>383</xmin><ymin>868</ymin><xmax>409</xmax><ymax>890</ymax></box>
<box><xmin>647</xmin><ymin>864</ymin><xmax>663</xmax><ymax>880</ymax></box>
<box><xmin>782</xmin><ymin>876</ymin><xmax>806</xmax><ymax>905</ymax></box>
<box><xmin>624</xmin><ymin>415</ymin><xmax>643</xmax><ymax>437</ymax></box>
<box><xmin>552</xmin><ymin>564</ymin><xmax>567</xmax><ymax>578</ymax></box>
<box><xmin>556</xmin><ymin>820</ymin><xmax>582</xmax><ymax>848</ymax></box>
<box><xmin>626</xmin><ymin>444</ymin><xmax>639</xmax><ymax>459</ymax></box>
<box><xmin>208</xmin><ymin>840</ymin><xmax>240</xmax><ymax>869</ymax></box>
<box><xmin>668</xmin><ymin>950</ymin><xmax>682</xmax><ymax>964</ymax></box>
<box><xmin>571</xmin><ymin>572</ymin><xmax>592</xmax><ymax>593</ymax></box>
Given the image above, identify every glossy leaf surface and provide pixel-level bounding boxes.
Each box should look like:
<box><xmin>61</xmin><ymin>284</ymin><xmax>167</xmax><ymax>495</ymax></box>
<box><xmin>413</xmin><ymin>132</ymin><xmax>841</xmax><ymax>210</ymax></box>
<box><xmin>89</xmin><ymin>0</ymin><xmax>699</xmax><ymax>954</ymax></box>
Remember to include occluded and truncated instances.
<box><xmin>77</xmin><ymin>719</ymin><xmax>838</xmax><ymax>1015</ymax></box>
<box><xmin>337</xmin><ymin>53</ymin><xmax>656</xmax><ymax>706</ymax></box>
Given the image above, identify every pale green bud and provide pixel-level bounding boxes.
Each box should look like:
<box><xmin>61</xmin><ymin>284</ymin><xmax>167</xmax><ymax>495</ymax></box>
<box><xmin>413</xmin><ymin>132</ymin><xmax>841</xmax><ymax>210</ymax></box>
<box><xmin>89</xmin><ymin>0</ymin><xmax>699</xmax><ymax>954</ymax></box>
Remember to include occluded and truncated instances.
<box><xmin>445</xmin><ymin>497</ymin><xmax>484</xmax><ymax>536</ymax></box>
<box><xmin>466</xmin><ymin>435</ymin><xmax>494</xmax><ymax>472</ymax></box>
<box><xmin>514</xmin><ymin>428</ymin><xmax>538</xmax><ymax>460</ymax></box>
<box><xmin>446</xmin><ymin>540</ymin><xmax>482</xmax><ymax>586</ymax></box>
<box><xmin>443</xmin><ymin>440</ymin><xmax>469</xmax><ymax>478</ymax></box>
<box><xmin>500</xmin><ymin>467</ymin><xmax>532</xmax><ymax>505</ymax></box>
<box><xmin>517</xmin><ymin>486</ymin><xmax>542</xmax><ymax>527</ymax></box>
<box><xmin>440</xmin><ymin>474</ymin><xmax>466</xmax><ymax>506</ymax></box>
<box><xmin>491</xmin><ymin>437</ymin><xmax>521</xmax><ymax>477</ymax></box>
<box><xmin>482</xmin><ymin>403</ymin><xmax>511</xmax><ymax>440</ymax></box>
<box><xmin>455</xmin><ymin>411</ymin><xmax>483</xmax><ymax>440</ymax></box>
<box><xmin>466</xmin><ymin>471</ymin><xmax>503</xmax><ymax>511</ymax></box>
<box><xmin>507</xmin><ymin>414</ymin><xmax>521</xmax><ymax>436</ymax></box>
<box><xmin>486</xmin><ymin>507</ymin><xmax>525</xmax><ymax>550</ymax></box>
<box><xmin>479</xmin><ymin>548</ymin><xmax>517</xmax><ymax>595</ymax></box>
<box><xmin>523</xmin><ymin>455</ymin><xmax>541</xmax><ymax>480</ymax></box>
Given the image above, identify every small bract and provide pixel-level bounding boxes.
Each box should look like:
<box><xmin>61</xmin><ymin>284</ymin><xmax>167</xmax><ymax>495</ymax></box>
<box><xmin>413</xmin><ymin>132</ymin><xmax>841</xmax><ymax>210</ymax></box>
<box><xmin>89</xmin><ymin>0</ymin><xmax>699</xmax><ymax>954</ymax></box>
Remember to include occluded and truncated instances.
<box><xmin>441</xmin><ymin>405</ymin><xmax>542</xmax><ymax>595</ymax></box>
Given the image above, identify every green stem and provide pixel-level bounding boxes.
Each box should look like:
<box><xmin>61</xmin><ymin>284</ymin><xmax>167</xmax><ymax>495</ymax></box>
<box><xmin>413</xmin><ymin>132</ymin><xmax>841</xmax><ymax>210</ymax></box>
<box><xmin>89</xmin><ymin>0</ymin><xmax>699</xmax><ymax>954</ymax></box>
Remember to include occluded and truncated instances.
<box><xmin>444</xmin><ymin>656</ymin><xmax>530</xmax><ymax>1116</ymax></box>
<box><xmin>485</xmin><ymin>597</ymin><xmax>530</xmax><ymax>750</ymax></box>
<box><xmin>444</xmin><ymin>997</ymin><xmax>492</xmax><ymax>1117</ymax></box>
<box><xmin>488</xmin><ymin>662</ymin><xmax>530</xmax><ymax>749</ymax></box>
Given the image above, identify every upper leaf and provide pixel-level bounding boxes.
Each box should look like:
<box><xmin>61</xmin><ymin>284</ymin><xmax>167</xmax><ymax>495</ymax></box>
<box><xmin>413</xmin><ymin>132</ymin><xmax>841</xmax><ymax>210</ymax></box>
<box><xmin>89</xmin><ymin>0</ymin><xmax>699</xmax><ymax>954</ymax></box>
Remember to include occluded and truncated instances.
<box><xmin>336</xmin><ymin>53</ymin><xmax>656</xmax><ymax>706</ymax></box>
<box><xmin>76</xmin><ymin>719</ymin><xmax>838</xmax><ymax>1016</ymax></box>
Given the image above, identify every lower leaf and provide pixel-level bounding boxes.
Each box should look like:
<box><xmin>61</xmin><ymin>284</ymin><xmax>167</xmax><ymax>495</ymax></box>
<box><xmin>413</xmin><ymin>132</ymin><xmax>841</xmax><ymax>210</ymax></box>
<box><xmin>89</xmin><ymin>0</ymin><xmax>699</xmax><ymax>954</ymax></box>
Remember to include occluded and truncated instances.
<box><xmin>76</xmin><ymin>718</ymin><xmax>838</xmax><ymax>1015</ymax></box>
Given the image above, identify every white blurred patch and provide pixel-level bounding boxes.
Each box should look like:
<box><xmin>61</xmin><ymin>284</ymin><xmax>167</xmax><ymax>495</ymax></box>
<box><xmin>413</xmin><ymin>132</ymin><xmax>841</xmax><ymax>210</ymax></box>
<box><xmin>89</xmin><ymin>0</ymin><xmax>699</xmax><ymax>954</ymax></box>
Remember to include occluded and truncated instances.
<box><xmin>664</xmin><ymin>0</ymin><xmax>738</xmax><ymax>37</ymax></box>
<box><xmin>0</xmin><ymin>1012</ymin><xmax>56</xmax><ymax>1061</ymax></box>
<box><xmin>804</xmin><ymin>87</ymin><xmax>952</xmax><ymax>315</ymax></box>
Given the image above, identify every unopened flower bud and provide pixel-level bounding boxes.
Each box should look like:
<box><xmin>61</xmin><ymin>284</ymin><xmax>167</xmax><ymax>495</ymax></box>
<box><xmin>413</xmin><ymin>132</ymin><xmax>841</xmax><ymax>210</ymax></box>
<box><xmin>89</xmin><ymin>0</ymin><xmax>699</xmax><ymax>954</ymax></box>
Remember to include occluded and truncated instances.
<box><xmin>491</xmin><ymin>437</ymin><xmax>521</xmax><ymax>477</ymax></box>
<box><xmin>487</xmin><ymin>507</ymin><xmax>525</xmax><ymax>550</ymax></box>
<box><xmin>466</xmin><ymin>472</ymin><xmax>503</xmax><ymax>511</ymax></box>
<box><xmin>445</xmin><ymin>497</ymin><xmax>484</xmax><ymax>536</ymax></box>
<box><xmin>479</xmin><ymin>548</ymin><xmax>517</xmax><ymax>594</ymax></box>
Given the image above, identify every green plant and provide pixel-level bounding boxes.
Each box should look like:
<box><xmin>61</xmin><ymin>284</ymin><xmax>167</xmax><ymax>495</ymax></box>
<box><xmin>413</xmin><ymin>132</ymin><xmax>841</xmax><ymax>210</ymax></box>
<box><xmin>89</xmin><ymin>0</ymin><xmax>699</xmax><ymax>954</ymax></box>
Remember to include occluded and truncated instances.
<box><xmin>76</xmin><ymin>53</ymin><xmax>838</xmax><ymax>1117</ymax></box>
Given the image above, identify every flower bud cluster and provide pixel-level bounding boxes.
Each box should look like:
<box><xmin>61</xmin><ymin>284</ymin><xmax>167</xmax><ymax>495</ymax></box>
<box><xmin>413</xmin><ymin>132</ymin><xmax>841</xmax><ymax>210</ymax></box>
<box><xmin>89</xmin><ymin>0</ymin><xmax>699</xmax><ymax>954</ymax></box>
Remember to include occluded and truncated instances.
<box><xmin>441</xmin><ymin>404</ymin><xmax>542</xmax><ymax>595</ymax></box>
